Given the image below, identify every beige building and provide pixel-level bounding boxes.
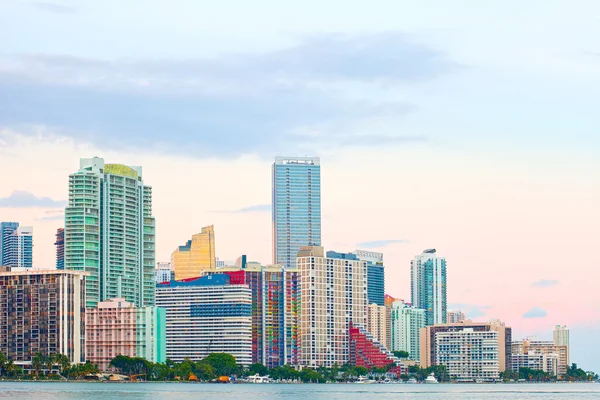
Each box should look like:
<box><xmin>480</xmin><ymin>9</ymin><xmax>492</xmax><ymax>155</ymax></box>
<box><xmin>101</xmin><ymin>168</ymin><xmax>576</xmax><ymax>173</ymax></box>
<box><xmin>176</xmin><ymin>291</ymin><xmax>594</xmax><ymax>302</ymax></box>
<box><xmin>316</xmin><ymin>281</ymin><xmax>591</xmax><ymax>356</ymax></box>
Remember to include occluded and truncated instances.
<box><xmin>420</xmin><ymin>319</ymin><xmax>512</xmax><ymax>372</ymax></box>
<box><xmin>447</xmin><ymin>310</ymin><xmax>466</xmax><ymax>324</ymax></box>
<box><xmin>297</xmin><ymin>246</ymin><xmax>367</xmax><ymax>367</ymax></box>
<box><xmin>172</xmin><ymin>225</ymin><xmax>215</xmax><ymax>280</ymax></box>
<box><xmin>367</xmin><ymin>303</ymin><xmax>390</xmax><ymax>349</ymax></box>
<box><xmin>512</xmin><ymin>338</ymin><xmax>568</xmax><ymax>377</ymax></box>
<box><xmin>553</xmin><ymin>325</ymin><xmax>569</xmax><ymax>365</ymax></box>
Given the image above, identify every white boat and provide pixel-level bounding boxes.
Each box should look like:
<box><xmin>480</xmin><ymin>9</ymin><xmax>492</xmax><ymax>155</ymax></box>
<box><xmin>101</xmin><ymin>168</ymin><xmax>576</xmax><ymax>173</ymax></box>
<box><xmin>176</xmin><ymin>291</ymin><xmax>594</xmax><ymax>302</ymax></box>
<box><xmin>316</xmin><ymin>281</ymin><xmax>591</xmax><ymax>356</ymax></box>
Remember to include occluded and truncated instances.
<box><xmin>246</xmin><ymin>374</ymin><xmax>271</xmax><ymax>383</ymax></box>
<box><xmin>355</xmin><ymin>376</ymin><xmax>376</xmax><ymax>384</ymax></box>
<box><xmin>425</xmin><ymin>373</ymin><xmax>439</xmax><ymax>384</ymax></box>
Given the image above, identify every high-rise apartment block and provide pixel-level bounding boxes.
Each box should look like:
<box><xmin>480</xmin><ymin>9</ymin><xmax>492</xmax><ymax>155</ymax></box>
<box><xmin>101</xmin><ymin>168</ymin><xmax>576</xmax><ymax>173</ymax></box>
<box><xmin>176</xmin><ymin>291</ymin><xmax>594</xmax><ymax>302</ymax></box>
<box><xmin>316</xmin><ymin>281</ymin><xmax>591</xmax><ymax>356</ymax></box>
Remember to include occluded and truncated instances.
<box><xmin>86</xmin><ymin>298</ymin><xmax>166</xmax><ymax>371</ymax></box>
<box><xmin>512</xmin><ymin>337</ymin><xmax>568</xmax><ymax>377</ymax></box>
<box><xmin>297</xmin><ymin>246</ymin><xmax>367</xmax><ymax>367</ymax></box>
<box><xmin>172</xmin><ymin>225</ymin><xmax>215</xmax><ymax>280</ymax></box>
<box><xmin>272</xmin><ymin>157</ymin><xmax>321</xmax><ymax>269</ymax></box>
<box><xmin>0</xmin><ymin>223</ymin><xmax>33</xmax><ymax>268</ymax></box>
<box><xmin>0</xmin><ymin>222</ymin><xmax>19</xmax><ymax>266</ymax></box>
<box><xmin>447</xmin><ymin>310</ymin><xmax>465</xmax><ymax>324</ymax></box>
<box><xmin>367</xmin><ymin>303</ymin><xmax>390</xmax><ymax>350</ymax></box>
<box><xmin>215</xmin><ymin>264</ymin><xmax>300</xmax><ymax>368</ymax></box>
<box><xmin>420</xmin><ymin>320</ymin><xmax>512</xmax><ymax>373</ymax></box>
<box><xmin>155</xmin><ymin>262</ymin><xmax>174</xmax><ymax>283</ymax></box>
<box><xmin>553</xmin><ymin>325</ymin><xmax>569</xmax><ymax>365</ymax></box>
<box><xmin>353</xmin><ymin>250</ymin><xmax>385</xmax><ymax>306</ymax></box>
<box><xmin>411</xmin><ymin>249</ymin><xmax>447</xmax><ymax>326</ymax></box>
<box><xmin>436</xmin><ymin>328</ymin><xmax>500</xmax><ymax>381</ymax></box>
<box><xmin>55</xmin><ymin>228</ymin><xmax>65</xmax><ymax>270</ymax></box>
<box><xmin>390</xmin><ymin>299</ymin><xmax>426</xmax><ymax>361</ymax></box>
<box><xmin>65</xmin><ymin>157</ymin><xmax>155</xmax><ymax>308</ymax></box>
<box><xmin>156</xmin><ymin>274</ymin><xmax>252</xmax><ymax>366</ymax></box>
<box><xmin>0</xmin><ymin>268</ymin><xmax>86</xmax><ymax>366</ymax></box>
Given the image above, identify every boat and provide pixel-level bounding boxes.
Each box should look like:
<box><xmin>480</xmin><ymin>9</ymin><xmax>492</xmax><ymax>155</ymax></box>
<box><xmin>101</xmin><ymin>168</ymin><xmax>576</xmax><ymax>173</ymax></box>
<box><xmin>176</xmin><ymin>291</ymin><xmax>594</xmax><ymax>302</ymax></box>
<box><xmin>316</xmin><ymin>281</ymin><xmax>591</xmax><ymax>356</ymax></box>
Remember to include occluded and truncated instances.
<box><xmin>355</xmin><ymin>376</ymin><xmax>376</xmax><ymax>384</ymax></box>
<box><xmin>425</xmin><ymin>373</ymin><xmax>439</xmax><ymax>384</ymax></box>
<box><xmin>246</xmin><ymin>374</ymin><xmax>271</xmax><ymax>383</ymax></box>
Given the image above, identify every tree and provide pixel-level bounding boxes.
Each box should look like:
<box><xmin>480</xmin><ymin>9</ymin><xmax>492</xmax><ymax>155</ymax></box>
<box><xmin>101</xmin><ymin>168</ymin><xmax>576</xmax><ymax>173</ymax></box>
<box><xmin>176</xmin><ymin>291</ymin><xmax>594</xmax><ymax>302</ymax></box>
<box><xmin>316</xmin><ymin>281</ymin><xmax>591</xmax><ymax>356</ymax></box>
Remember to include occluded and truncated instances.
<box><xmin>32</xmin><ymin>352</ymin><xmax>46</xmax><ymax>376</ymax></box>
<box><xmin>201</xmin><ymin>353</ymin><xmax>239</xmax><ymax>376</ymax></box>
<box><xmin>248</xmin><ymin>363</ymin><xmax>268</xmax><ymax>376</ymax></box>
<box><xmin>393</xmin><ymin>351</ymin><xmax>410</xmax><ymax>359</ymax></box>
<box><xmin>0</xmin><ymin>352</ymin><xmax>7</xmax><ymax>376</ymax></box>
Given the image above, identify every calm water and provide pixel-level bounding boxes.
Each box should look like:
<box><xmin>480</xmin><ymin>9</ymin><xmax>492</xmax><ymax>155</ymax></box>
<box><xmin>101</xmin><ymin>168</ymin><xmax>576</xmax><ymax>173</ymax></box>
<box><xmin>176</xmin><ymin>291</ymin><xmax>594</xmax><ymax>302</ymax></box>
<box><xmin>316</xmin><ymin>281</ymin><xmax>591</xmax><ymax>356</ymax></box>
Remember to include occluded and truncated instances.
<box><xmin>0</xmin><ymin>382</ymin><xmax>598</xmax><ymax>400</ymax></box>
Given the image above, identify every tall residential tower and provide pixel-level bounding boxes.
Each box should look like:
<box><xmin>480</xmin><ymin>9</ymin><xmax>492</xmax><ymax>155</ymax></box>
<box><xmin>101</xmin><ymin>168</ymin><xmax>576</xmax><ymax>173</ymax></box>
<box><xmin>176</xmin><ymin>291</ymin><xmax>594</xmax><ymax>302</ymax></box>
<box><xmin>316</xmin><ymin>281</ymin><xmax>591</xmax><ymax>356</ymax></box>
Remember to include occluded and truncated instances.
<box><xmin>272</xmin><ymin>157</ymin><xmax>321</xmax><ymax>269</ymax></box>
<box><xmin>411</xmin><ymin>249</ymin><xmax>447</xmax><ymax>326</ymax></box>
<box><xmin>0</xmin><ymin>223</ymin><xmax>33</xmax><ymax>268</ymax></box>
<box><xmin>65</xmin><ymin>157</ymin><xmax>155</xmax><ymax>308</ymax></box>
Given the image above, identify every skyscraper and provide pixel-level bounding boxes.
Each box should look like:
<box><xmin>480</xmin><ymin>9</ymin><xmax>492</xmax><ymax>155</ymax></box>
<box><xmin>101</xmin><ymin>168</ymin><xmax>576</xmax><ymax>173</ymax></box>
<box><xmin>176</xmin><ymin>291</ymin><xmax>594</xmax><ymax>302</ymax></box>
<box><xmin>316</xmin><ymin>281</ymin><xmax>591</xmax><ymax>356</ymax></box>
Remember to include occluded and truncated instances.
<box><xmin>172</xmin><ymin>225</ymin><xmax>216</xmax><ymax>280</ymax></box>
<box><xmin>55</xmin><ymin>228</ymin><xmax>65</xmax><ymax>270</ymax></box>
<box><xmin>65</xmin><ymin>157</ymin><xmax>155</xmax><ymax>308</ymax></box>
<box><xmin>553</xmin><ymin>325</ymin><xmax>570</xmax><ymax>365</ymax></box>
<box><xmin>353</xmin><ymin>249</ymin><xmax>385</xmax><ymax>306</ymax></box>
<box><xmin>411</xmin><ymin>249</ymin><xmax>447</xmax><ymax>326</ymax></box>
<box><xmin>0</xmin><ymin>222</ymin><xmax>19</xmax><ymax>266</ymax></box>
<box><xmin>0</xmin><ymin>224</ymin><xmax>33</xmax><ymax>268</ymax></box>
<box><xmin>297</xmin><ymin>246</ymin><xmax>367</xmax><ymax>367</ymax></box>
<box><xmin>272</xmin><ymin>157</ymin><xmax>321</xmax><ymax>269</ymax></box>
<box><xmin>390</xmin><ymin>299</ymin><xmax>426</xmax><ymax>361</ymax></box>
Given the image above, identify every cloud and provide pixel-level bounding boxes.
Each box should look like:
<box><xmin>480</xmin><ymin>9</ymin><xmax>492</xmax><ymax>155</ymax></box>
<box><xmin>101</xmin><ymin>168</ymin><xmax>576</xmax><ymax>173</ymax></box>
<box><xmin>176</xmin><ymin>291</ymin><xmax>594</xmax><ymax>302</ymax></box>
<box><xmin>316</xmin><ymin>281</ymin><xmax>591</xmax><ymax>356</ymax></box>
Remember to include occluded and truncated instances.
<box><xmin>228</xmin><ymin>204</ymin><xmax>271</xmax><ymax>213</ymax></box>
<box><xmin>0</xmin><ymin>33</ymin><xmax>456</xmax><ymax>157</ymax></box>
<box><xmin>532</xmin><ymin>279</ymin><xmax>559</xmax><ymax>288</ymax></box>
<box><xmin>448</xmin><ymin>303</ymin><xmax>492</xmax><ymax>319</ymax></box>
<box><xmin>523</xmin><ymin>307</ymin><xmax>548</xmax><ymax>319</ymax></box>
<box><xmin>0</xmin><ymin>190</ymin><xmax>66</xmax><ymax>208</ymax></box>
<box><xmin>33</xmin><ymin>2</ymin><xmax>76</xmax><ymax>14</ymax></box>
<box><xmin>356</xmin><ymin>239</ymin><xmax>409</xmax><ymax>249</ymax></box>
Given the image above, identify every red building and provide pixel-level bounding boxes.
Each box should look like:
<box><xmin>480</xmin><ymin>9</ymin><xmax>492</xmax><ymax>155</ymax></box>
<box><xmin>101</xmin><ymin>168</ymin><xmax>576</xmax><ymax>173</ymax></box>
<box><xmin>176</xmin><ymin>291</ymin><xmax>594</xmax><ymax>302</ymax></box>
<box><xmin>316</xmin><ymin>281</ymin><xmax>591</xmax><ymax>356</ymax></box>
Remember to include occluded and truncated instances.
<box><xmin>349</xmin><ymin>323</ymin><xmax>406</xmax><ymax>376</ymax></box>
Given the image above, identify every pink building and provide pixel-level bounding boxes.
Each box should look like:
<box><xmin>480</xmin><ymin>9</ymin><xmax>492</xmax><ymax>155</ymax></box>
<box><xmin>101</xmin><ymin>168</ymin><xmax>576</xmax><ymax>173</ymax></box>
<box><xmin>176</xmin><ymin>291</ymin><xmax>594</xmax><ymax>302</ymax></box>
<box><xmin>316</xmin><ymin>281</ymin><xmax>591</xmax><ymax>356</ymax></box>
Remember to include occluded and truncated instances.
<box><xmin>85</xmin><ymin>298</ymin><xmax>165</xmax><ymax>371</ymax></box>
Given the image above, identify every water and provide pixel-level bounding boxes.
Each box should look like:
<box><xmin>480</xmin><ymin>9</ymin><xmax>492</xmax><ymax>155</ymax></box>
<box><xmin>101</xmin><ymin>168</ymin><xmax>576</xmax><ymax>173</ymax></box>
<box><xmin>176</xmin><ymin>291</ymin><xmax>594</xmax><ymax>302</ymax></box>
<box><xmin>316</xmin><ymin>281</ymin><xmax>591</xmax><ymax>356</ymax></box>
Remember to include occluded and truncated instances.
<box><xmin>0</xmin><ymin>382</ymin><xmax>598</xmax><ymax>400</ymax></box>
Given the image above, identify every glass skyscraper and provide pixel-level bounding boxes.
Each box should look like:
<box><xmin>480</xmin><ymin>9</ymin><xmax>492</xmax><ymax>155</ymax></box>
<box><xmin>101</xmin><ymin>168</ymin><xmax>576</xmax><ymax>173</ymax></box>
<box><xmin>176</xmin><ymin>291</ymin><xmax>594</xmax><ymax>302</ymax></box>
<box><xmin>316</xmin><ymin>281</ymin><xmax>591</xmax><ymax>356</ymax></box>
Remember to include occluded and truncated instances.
<box><xmin>0</xmin><ymin>222</ymin><xmax>33</xmax><ymax>268</ymax></box>
<box><xmin>272</xmin><ymin>156</ymin><xmax>321</xmax><ymax>269</ymax></box>
<box><xmin>411</xmin><ymin>249</ymin><xmax>447</xmax><ymax>326</ymax></box>
<box><xmin>353</xmin><ymin>249</ymin><xmax>385</xmax><ymax>306</ymax></box>
<box><xmin>65</xmin><ymin>157</ymin><xmax>155</xmax><ymax>308</ymax></box>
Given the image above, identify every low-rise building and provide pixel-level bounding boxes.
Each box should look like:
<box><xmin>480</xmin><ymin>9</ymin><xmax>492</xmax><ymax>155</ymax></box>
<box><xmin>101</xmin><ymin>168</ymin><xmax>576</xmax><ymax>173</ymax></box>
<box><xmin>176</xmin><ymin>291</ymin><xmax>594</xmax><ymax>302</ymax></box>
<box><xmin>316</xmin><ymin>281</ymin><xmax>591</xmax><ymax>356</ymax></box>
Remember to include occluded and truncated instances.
<box><xmin>0</xmin><ymin>268</ymin><xmax>86</xmax><ymax>366</ymax></box>
<box><xmin>85</xmin><ymin>298</ymin><xmax>166</xmax><ymax>371</ymax></box>
<box><xmin>156</xmin><ymin>274</ymin><xmax>252</xmax><ymax>365</ymax></box>
<box><xmin>512</xmin><ymin>338</ymin><xmax>568</xmax><ymax>377</ymax></box>
<box><xmin>511</xmin><ymin>352</ymin><xmax>559</xmax><ymax>377</ymax></box>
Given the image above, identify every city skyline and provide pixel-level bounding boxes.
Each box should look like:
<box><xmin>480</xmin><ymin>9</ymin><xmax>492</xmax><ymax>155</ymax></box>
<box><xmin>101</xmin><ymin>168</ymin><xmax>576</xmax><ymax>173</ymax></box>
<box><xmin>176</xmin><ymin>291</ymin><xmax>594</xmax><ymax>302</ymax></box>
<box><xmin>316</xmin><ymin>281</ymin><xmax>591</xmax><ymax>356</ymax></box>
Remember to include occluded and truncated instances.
<box><xmin>0</xmin><ymin>0</ymin><xmax>598</xmax><ymax>373</ymax></box>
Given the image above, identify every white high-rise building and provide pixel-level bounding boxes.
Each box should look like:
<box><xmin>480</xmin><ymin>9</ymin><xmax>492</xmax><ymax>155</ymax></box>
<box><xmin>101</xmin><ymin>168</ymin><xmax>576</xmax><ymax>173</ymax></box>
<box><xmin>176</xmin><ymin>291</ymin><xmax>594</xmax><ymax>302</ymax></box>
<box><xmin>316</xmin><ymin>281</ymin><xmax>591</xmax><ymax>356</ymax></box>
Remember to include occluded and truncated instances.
<box><xmin>447</xmin><ymin>310</ymin><xmax>465</xmax><ymax>324</ymax></box>
<box><xmin>297</xmin><ymin>246</ymin><xmax>367</xmax><ymax>367</ymax></box>
<box><xmin>436</xmin><ymin>328</ymin><xmax>500</xmax><ymax>381</ymax></box>
<box><xmin>553</xmin><ymin>325</ymin><xmax>569</xmax><ymax>365</ymax></box>
<box><xmin>390</xmin><ymin>299</ymin><xmax>426</xmax><ymax>361</ymax></box>
<box><xmin>411</xmin><ymin>249</ymin><xmax>447</xmax><ymax>326</ymax></box>
<box><xmin>155</xmin><ymin>262</ymin><xmax>173</xmax><ymax>283</ymax></box>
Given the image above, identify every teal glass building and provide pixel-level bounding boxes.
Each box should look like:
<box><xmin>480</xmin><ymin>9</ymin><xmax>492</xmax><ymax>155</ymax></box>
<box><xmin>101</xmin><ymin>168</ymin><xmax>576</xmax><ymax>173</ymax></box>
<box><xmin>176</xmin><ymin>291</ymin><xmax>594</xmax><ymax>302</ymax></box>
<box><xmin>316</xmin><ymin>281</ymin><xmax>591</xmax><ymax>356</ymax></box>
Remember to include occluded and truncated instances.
<box><xmin>272</xmin><ymin>157</ymin><xmax>321</xmax><ymax>269</ymax></box>
<box><xmin>411</xmin><ymin>249</ymin><xmax>447</xmax><ymax>326</ymax></box>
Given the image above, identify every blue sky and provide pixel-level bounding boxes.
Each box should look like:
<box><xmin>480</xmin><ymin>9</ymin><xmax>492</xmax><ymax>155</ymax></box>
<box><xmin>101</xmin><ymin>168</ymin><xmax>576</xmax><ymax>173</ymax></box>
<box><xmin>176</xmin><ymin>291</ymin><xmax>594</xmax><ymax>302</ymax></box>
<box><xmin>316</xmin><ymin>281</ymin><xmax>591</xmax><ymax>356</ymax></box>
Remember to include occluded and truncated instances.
<box><xmin>1</xmin><ymin>0</ymin><xmax>599</xmax><ymax>371</ymax></box>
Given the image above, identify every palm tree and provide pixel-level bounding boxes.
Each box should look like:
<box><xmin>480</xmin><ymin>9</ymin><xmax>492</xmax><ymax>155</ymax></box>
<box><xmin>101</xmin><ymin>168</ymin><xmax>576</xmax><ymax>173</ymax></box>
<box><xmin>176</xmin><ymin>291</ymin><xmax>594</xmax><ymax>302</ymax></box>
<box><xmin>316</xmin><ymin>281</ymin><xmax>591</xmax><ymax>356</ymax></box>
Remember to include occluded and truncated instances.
<box><xmin>0</xmin><ymin>352</ymin><xmax>7</xmax><ymax>376</ymax></box>
<box><xmin>56</xmin><ymin>354</ymin><xmax>71</xmax><ymax>375</ymax></box>
<box><xmin>45</xmin><ymin>354</ymin><xmax>55</xmax><ymax>375</ymax></box>
<box><xmin>32</xmin><ymin>352</ymin><xmax>45</xmax><ymax>376</ymax></box>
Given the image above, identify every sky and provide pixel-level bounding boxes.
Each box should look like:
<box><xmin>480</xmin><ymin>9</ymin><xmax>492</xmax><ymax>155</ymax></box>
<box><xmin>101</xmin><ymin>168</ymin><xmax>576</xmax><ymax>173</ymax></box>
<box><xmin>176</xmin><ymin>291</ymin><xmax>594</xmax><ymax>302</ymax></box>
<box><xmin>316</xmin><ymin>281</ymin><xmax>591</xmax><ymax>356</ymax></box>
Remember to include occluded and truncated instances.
<box><xmin>1</xmin><ymin>0</ymin><xmax>599</xmax><ymax>371</ymax></box>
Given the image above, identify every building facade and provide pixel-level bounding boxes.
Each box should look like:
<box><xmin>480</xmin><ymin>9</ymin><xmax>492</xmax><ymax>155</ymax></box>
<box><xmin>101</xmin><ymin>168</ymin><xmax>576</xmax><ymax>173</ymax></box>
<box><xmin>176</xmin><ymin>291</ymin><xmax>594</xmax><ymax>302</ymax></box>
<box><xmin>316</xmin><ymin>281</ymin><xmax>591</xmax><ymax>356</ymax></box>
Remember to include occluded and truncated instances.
<box><xmin>349</xmin><ymin>323</ymin><xmax>405</xmax><ymax>375</ymax></box>
<box><xmin>511</xmin><ymin>352</ymin><xmax>559</xmax><ymax>377</ymax></box>
<box><xmin>436</xmin><ymin>328</ymin><xmax>500</xmax><ymax>381</ymax></box>
<box><xmin>172</xmin><ymin>225</ymin><xmax>215</xmax><ymax>280</ymax></box>
<box><xmin>366</xmin><ymin>303</ymin><xmax>390</xmax><ymax>350</ymax></box>
<box><xmin>447</xmin><ymin>310</ymin><xmax>465</xmax><ymax>324</ymax></box>
<box><xmin>86</xmin><ymin>298</ymin><xmax>166</xmax><ymax>371</ymax></box>
<box><xmin>155</xmin><ymin>262</ymin><xmax>173</xmax><ymax>283</ymax></box>
<box><xmin>156</xmin><ymin>274</ymin><xmax>252</xmax><ymax>365</ymax></box>
<box><xmin>0</xmin><ymin>268</ymin><xmax>86</xmax><ymax>365</ymax></box>
<box><xmin>353</xmin><ymin>250</ymin><xmax>385</xmax><ymax>306</ymax></box>
<box><xmin>216</xmin><ymin>264</ymin><xmax>300</xmax><ymax>368</ymax></box>
<box><xmin>297</xmin><ymin>246</ymin><xmax>367</xmax><ymax>367</ymax></box>
<box><xmin>0</xmin><ymin>224</ymin><xmax>33</xmax><ymax>268</ymax></box>
<box><xmin>553</xmin><ymin>325</ymin><xmax>569</xmax><ymax>365</ymax></box>
<box><xmin>411</xmin><ymin>249</ymin><xmax>447</xmax><ymax>326</ymax></box>
<box><xmin>390</xmin><ymin>299</ymin><xmax>426</xmax><ymax>361</ymax></box>
<box><xmin>0</xmin><ymin>222</ymin><xmax>19</xmax><ymax>266</ymax></box>
<box><xmin>272</xmin><ymin>157</ymin><xmax>321</xmax><ymax>269</ymax></box>
<box><xmin>55</xmin><ymin>228</ymin><xmax>65</xmax><ymax>270</ymax></box>
<box><xmin>65</xmin><ymin>157</ymin><xmax>155</xmax><ymax>308</ymax></box>
<box><xmin>420</xmin><ymin>320</ymin><xmax>512</xmax><ymax>372</ymax></box>
<box><xmin>512</xmin><ymin>338</ymin><xmax>568</xmax><ymax>377</ymax></box>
